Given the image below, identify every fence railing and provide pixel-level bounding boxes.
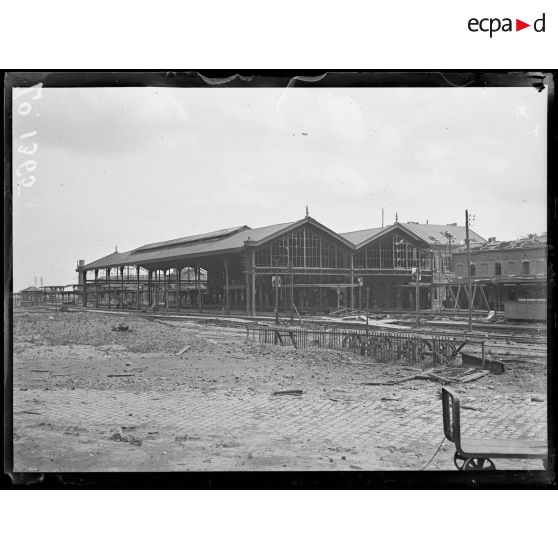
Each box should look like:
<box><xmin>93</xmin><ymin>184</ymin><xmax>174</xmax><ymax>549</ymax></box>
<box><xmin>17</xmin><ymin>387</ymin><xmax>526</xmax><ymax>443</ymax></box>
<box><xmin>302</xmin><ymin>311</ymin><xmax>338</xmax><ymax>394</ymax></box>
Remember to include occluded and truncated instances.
<box><xmin>247</xmin><ymin>325</ymin><xmax>459</xmax><ymax>366</ymax></box>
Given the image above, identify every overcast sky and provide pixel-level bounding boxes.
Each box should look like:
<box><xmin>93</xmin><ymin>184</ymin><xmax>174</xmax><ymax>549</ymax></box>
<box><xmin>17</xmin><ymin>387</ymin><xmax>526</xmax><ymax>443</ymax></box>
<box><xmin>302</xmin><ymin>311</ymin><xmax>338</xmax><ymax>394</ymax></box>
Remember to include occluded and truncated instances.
<box><xmin>12</xmin><ymin>85</ymin><xmax>547</xmax><ymax>290</ymax></box>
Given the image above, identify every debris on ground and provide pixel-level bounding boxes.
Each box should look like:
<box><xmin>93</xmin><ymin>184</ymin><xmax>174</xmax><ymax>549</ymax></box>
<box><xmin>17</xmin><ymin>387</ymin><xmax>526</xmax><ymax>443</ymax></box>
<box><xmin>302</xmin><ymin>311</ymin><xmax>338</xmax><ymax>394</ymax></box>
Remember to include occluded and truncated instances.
<box><xmin>175</xmin><ymin>345</ymin><xmax>192</xmax><ymax>356</ymax></box>
<box><xmin>112</xmin><ymin>323</ymin><xmax>130</xmax><ymax>332</ymax></box>
<box><xmin>175</xmin><ymin>434</ymin><xmax>200</xmax><ymax>442</ymax></box>
<box><xmin>461</xmin><ymin>351</ymin><xmax>505</xmax><ymax>375</ymax></box>
<box><xmin>272</xmin><ymin>389</ymin><xmax>304</xmax><ymax>396</ymax></box>
<box><xmin>110</xmin><ymin>432</ymin><xmax>142</xmax><ymax>446</ymax></box>
<box><xmin>363</xmin><ymin>367</ymin><xmax>490</xmax><ymax>386</ymax></box>
<box><xmin>107</xmin><ymin>374</ymin><xmax>135</xmax><ymax>378</ymax></box>
<box><xmin>531</xmin><ymin>396</ymin><xmax>545</xmax><ymax>403</ymax></box>
<box><xmin>460</xmin><ymin>405</ymin><xmax>483</xmax><ymax>412</ymax></box>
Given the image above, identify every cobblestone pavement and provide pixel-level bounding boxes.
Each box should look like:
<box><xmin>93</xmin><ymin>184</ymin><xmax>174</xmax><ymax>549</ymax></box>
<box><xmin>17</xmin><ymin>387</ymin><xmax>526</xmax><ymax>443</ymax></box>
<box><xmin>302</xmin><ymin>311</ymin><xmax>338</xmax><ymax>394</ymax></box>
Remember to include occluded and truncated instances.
<box><xmin>13</xmin><ymin>380</ymin><xmax>547</xmax><ymax>472</ymax></box>
<box><xmin>12</xmin><ymin>310</ymin><xmax>548</xmax><ymax>472</ymax></box>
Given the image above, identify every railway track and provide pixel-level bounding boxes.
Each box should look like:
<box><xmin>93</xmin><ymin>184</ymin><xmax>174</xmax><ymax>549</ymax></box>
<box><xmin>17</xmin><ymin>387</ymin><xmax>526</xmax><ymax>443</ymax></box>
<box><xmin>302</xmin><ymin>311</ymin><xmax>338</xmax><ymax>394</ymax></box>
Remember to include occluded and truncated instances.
<box><xmin>25</xmin><ymin>306</ymin><xmax>549</xmax><ymax>360</ymax></box>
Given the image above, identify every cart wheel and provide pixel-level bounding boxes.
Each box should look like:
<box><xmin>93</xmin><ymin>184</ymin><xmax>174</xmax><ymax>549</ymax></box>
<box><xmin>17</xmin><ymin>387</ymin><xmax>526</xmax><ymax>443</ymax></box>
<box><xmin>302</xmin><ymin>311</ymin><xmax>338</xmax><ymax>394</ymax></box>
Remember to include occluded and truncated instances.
<box><xmin>463</xmin><ymin>457</ymin><xmax>496</xmax><ymax>471</ymax></box>
<box><xmin>437</xmin><ymin>341</ymin><xmax>456</xmax><ymax>365</ymax></box>
<box><xmin>416</xmin><ymin>340</ymin><xmax>432</xmax><ymax>363</ymax></box>
<box><xmin>454</xmin><ymin>452</ymin><xmax>466</xmax><ymax>470</ymax></box>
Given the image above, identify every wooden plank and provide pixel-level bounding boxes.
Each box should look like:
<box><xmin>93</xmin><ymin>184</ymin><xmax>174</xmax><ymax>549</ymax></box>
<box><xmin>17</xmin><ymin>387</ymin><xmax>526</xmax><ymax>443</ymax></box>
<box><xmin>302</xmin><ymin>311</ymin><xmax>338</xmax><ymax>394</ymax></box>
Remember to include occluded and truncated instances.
<box><xmin>458</xmin><ymin>370</ymin><xmax>489</xmax><ymax>383</ymax></box>
<box><xmin>460</xmin><ymin>437</ymin><xmax>547</xmax><ymax>457</ymax></box>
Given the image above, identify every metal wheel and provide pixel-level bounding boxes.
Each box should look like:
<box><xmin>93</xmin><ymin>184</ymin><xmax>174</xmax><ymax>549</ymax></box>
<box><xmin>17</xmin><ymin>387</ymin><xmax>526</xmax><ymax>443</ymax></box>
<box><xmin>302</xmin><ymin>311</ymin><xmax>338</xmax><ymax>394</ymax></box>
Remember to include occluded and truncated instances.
<box><xmin>416</xmin><ymin>340</ymin><xmax>432</xmax><ymax>363</ymax></box>
<box><xmin>436</xmin><ymin>341</ymin><xmax>456</xmax><ymax>365</ymax></box>
<box><xmin>463</xmin><ymin>457</ymin><xmax>496</xmax><ymax>471</ymax></box>
<box><xmin>342</xmin><ymin>334</ymin><xmax>358</xmax><ymax>349</ymax></box>
<box><xmin>454</xmin><ymin>452</ymin><xmax>466</xmax><ymax>470</ymax></box>
<box><xmin>399</xmin><ymin>339</ymin><xmax>415</xmax><ymax>361</ymax></box>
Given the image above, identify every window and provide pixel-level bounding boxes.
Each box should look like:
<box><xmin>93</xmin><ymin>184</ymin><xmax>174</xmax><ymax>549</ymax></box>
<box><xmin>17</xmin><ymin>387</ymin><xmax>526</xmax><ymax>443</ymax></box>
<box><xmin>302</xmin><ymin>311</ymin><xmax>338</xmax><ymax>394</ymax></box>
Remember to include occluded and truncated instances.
<box><xmin>494</xmin><ymin>262</ymin><xmax>502</xmax><ymax>276</ymax></box>
<box><xmin>522</xmin><ymin>260</ymin><xmax>530</xmax><ymax>275</ymax></box>
<box><xmin>470</xmin><ymin>264</ymin><xmax>476</xmax><ymax>277</ymax></box>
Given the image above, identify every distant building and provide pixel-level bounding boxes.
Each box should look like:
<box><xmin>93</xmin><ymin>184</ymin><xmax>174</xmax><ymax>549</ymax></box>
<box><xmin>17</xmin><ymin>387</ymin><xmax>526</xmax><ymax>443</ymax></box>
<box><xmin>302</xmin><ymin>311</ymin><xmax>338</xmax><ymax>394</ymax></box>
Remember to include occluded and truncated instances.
<box><xmin>15</xmin><ymin>285</ymin><xmax>79</xmax><ymax>306</ymax></box>
<box><xmin>451</xmin><ymin>233</ymin><xmax>547</xmax><ymax>320</ymax></box>
<box><xmin>17</xmin><ymin>286</ymin><xmax>46</xmax><ymax>306</ymax></box>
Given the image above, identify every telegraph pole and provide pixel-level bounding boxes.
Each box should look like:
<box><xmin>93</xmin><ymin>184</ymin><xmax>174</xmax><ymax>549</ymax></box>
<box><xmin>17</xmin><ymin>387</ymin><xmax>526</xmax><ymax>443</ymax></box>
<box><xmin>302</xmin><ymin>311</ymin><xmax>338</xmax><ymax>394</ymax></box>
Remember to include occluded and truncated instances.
<box><xmin>465</xmin><ymin>209</ymin><xmax>473</xmax><ymax>332</ymax></box>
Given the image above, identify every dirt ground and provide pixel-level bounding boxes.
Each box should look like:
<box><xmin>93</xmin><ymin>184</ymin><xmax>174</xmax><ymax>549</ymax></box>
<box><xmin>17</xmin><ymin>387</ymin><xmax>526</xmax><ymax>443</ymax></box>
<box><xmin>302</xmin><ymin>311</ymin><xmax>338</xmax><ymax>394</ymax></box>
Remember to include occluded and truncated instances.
<box><xmin>11</xmin><ymin>308</ymin><xmax>548</xmax><ymax>472</ymax></box>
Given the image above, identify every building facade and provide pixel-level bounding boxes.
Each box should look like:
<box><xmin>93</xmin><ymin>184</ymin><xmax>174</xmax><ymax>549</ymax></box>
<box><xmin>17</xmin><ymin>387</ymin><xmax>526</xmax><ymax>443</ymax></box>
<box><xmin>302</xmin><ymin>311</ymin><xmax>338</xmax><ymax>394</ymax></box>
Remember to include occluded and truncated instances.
<box><xmin>451</xmin><ymin>233</ymin><xmax>547</xmax><ymax>319</ymax></box>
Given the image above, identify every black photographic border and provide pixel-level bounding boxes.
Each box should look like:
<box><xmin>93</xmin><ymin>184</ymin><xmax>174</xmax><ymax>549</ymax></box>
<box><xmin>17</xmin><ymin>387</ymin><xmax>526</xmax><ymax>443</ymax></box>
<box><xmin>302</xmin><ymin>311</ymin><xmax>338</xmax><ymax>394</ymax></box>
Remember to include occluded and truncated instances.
<box><xmin>3</xmin><ymin>70</ymin><xmax>556</xmax><ymax>489</ymax></box>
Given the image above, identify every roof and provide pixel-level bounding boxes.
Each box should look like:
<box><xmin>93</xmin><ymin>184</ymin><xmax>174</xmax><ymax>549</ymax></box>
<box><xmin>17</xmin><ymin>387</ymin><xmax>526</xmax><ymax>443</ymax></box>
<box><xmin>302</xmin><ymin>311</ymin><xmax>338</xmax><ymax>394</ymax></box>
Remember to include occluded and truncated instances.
<box><xmin>82</xmin><ymin>217</ymin><xmax>352</xmax><ymax>271</ymax></box>
<box><xmin>134</xmin><ymin>226</ymin><xmax>249</xmax><ymax>253</ymax></box>
<box><xmin>453</xmin><ymin>233</ymin><xmax>547</xmax><ymax>254</ymax></box>
<box><xmin>340</xmin><ymin>227</ymin><xmax>383</xmax><ymax>245</ymax></box>
<box><xmin>19</xmin><ymin>286</ymin><xmax>44</xmax><ymax>293</ymax></box>
<box><xmin>402</xmin><ymin>222</ymin><xmax>485</xmax><ymax>246</ymax></box>
<box><xmin>340</xmin><ymin>222</ymin><xmax>486</xmax><ymax>249</ymax></box>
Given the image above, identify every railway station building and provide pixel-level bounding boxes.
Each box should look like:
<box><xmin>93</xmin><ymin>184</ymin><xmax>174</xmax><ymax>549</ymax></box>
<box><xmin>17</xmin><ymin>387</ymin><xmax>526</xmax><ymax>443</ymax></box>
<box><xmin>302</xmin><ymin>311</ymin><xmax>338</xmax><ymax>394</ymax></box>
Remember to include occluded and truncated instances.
<box><xmin>76</xmin><ymin>214</ymin><xmax>485</xmax><ymax>316</ymax></box>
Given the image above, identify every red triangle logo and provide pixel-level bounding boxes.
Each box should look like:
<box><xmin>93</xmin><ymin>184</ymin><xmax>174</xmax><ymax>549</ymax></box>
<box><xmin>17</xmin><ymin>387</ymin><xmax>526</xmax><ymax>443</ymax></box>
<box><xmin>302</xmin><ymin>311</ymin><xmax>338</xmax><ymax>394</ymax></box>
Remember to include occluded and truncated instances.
<box><xmin>516</xmin><ymin>19</ymin><xmax>530</xmax><ymax>31</ymax></box>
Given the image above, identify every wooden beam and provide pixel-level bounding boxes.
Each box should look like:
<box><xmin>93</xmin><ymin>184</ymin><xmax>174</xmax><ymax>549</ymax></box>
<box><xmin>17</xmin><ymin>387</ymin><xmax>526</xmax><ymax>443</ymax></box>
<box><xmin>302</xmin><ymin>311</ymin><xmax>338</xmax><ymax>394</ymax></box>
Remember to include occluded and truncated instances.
<box><xmin>479</xmin><ymin>284</ymin><xmax>491</xmax><ymax>311</ymax></box>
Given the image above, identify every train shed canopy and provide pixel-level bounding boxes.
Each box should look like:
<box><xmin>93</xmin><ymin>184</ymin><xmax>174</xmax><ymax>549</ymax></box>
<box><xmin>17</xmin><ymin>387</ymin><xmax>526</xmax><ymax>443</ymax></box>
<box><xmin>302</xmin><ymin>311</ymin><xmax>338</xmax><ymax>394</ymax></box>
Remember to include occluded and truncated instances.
<box><xmin>81</xmin><ymin>216</ymin><xmax>355</xmax><ymax>272</ymax></box>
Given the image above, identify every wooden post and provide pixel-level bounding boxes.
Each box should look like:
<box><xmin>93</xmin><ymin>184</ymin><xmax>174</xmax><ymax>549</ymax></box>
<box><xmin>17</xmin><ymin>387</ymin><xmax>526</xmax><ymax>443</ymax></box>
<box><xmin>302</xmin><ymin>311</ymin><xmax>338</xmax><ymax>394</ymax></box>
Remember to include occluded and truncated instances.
<box><xmin>415</xmin><ymin>254</ymin><xmax>420</xmax><ymax>328</ymax></box>
<box><xmin>224</xmin><ymin>257</ymin><xmax>230</xmax><ymax>315</ymax></box>
<box><xmin>197</xmin><ymin>263</ymin><xmax>202</xmax><ymax>313</ymax></box>
<box><xmin>107</xmin><ymin>268</ymin><xmax>111</xmax><ymax>309</ymax></box>
<box><xmin>366</xmin><ymin>286</ymin><xmax>370</xmax><ymax>335</ymax></box>
<box><xmin>176</xmin><ymin>266</ymin><xmax>181</xmax><ymax>312</ymax></box>
<box><xmin>350</xmin><ymin>253</ymin><xmax>354</xmax><ymax>309</ymax></box>
<box><xmin>163</xmin><ymin>269</ymin><xmax>168</xmax><ymax>310</ymax></box>
<box><xmin>120</xmin><ymin>266</ymin><xmax>124</xmax><ymax>308</ymax></box>
<box><xmin>136</xmin><ymin>266</ymin><xmax>141</xmax><ymax>310</ymax></box>
<box><xmin>155</xmin><ymin>270</ymin><xmax>159</xmax><ymax>308</ymax></box>
<box><xmin>245</xmin><ymin>268</ymin><xmax>250</xmax><ymax>316</ymax></box>
<box><xmin>82</xmin><ymin>270</ymin><xmax>88</xmax><ymax>307</ymax></box>
<box><xmin>95</xmin><ymin>269</ymin><xmax>99</xmax><ymax>308</ymax></box>
<box><xmin>251</xmin><ymin>249</ymin><xmax>256</xmax><ymax>317</ymax></box>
